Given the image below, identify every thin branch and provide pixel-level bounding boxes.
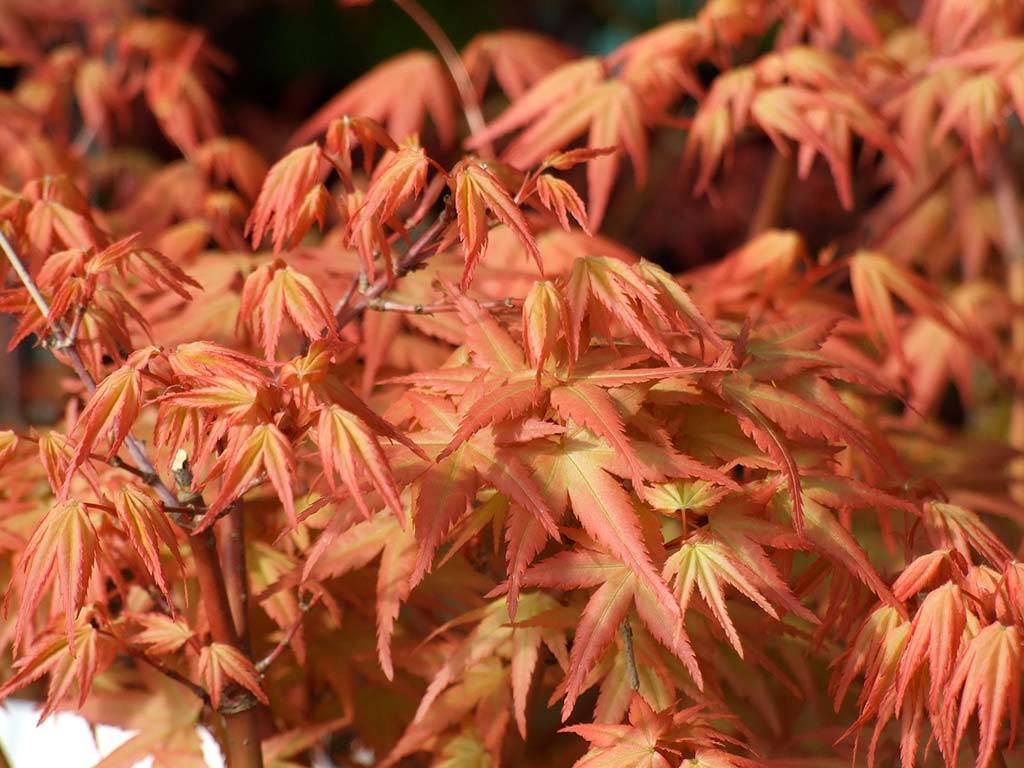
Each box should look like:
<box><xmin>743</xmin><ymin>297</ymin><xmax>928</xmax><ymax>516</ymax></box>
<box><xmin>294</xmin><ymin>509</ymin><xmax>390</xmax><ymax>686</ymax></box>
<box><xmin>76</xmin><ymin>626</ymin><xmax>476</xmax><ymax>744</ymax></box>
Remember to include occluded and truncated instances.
<box><xmin>0</xmin><ymin>230</ymin><xmax>182</xmax><ymax>510</ymax></box>
<box><xmin>16</xmin><ymin>434</ymin><xmax>154</xmax><ymax>484</ymax></box>
<box><xmin>136</xmin><ymin>653</ymin><xmax>212</xmax><ymax>706</ymax></box>
<box><xmin>0</xmin><ymin>231</ymin><xmax>53</xmax><ymax>323</ymax></box>
<box><xmin>400</xmin><ymin>174</ymin><xmax>448</xmax><ymax>234</ymax></box>
<box><xmin>72</xmin><ymin>125</ymin><xmax>98</xmax><ymax>156</ymax></box>
<box><xmin>367</xmin><ymin>297</ymin><xmax>520</xmax><ymax>314</ymax></box>
<box><xmin>332</xmin><ymin>276</ymin><xmax>359</xmax><ymax>317</ymax></box>
<box><xmin>332</xmin><ymin>141</ymin><xmax>451</xmax><ymax>322</ymax></box>
<box><xmin>101</xmin><ymin>629</ymin><xmax>211</xmax><ymax>706</ymax></box>
<box><xmin>336</xmin><ymin>206</ymin><xmax>451</xmax><ymax>330</ymax></box>
<box><xmin>256</xmin><ymin>594</ymin><xmax>321</xmax><ymax>675</ymax></box>
<box><xmin>55</xmin><ymin>306</ymin><xmax>86</xmax><ymax>349</ymax></box>
<box><xmin>107</xmin><ymin>454</ymin><xmax>155</xmax><ymax>481</ymax></box>
<box><xmin>391</xmin><ymin>0</ymin><xmax>492</xmax><ymax>157</ymax></box>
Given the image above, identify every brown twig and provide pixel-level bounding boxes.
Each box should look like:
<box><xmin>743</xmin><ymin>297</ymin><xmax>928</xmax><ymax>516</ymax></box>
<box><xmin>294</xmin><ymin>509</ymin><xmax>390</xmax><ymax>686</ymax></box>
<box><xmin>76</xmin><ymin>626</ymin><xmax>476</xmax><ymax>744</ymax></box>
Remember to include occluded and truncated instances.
<box><xmin>336</xmin><ymin>207</ymin><xmax>451</xmax><ymax>330</ymax></box>
<box><xmin>139</xmin><ymin>656</ymin><xmax>211</xmax><ymax>706</ymax></box>
<box><xmin>132</xmin><ymin>649</ymin><xmax>212</xmax><ymax>706</ymax></box>
<box><xmin>367</xmin><ymin>297</ymin><xmax>520</xmax><ymax>314</ymax></box>
<box><xmin>107</xmin><ymin>455</ymin><xmax>154</xmax><ymax>481</ymax></box>
<box><xmin>256</xmin><ymin>593</ymin><xmax>321</xmax><ymax>675</ymax></box>
<box><xmin>391</xmin><ymin>0</ymin><xmax>492</xmax><ymax>156</ymax></box>
<box><xmin>0</xmin><ymin>230</ymin><xmax>265</xmax><ymax>768</ymax></box>
<box><xmin>100</xmin><ymin>628</ymin><xmax>211</xmax><ymax>705</ymax></box>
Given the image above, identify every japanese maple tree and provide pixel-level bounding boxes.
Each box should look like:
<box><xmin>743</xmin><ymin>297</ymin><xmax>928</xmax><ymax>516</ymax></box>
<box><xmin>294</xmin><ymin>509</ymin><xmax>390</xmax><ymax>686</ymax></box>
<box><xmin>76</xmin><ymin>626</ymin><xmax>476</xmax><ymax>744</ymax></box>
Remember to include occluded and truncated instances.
<box><xmin>1</xmin><ymin>1</ymin><xmax>1024</xmax><ymax>767</ymax></box>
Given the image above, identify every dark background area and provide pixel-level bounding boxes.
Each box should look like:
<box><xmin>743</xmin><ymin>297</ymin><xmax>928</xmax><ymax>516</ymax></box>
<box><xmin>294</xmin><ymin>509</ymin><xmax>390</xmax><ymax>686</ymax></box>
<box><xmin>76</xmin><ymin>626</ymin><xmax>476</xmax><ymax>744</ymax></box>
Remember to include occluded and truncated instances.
<box><xmin>172</xmin><ymin>0</ymin><xmax>705</xmax><ymax>104</ymax></box>
<box><xmin>156</xmin><ymin>0</ymin><xmax>855</xmax><ymax>266</ymax></box>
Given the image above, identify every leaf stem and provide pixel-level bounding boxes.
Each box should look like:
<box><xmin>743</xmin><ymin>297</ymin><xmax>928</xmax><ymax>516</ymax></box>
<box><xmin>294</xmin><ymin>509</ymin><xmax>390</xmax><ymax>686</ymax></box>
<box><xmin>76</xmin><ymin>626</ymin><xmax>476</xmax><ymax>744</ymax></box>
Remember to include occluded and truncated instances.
<box><xmin>869</xmin><ymin>146</ymin><xmax>967</xmax><ymax>249</ymax></box>
<box><xmin>256</xmin><ymin>593</ymin><xmax>321</xmax><ymax>675</ymax></box>
<box><xmin>336</xmin><ymin>206</ymin><xmax>451</xmax><ymax>330</ymax></box>
<box><xmin>103</xmin><ymin>629</ymin><xmax>212</xmax><ymax>706</ymax></box>
<box><xmin>391</xmin><ymin>0</ymin><xmax>492</xmax><ymax>156</ymax></box>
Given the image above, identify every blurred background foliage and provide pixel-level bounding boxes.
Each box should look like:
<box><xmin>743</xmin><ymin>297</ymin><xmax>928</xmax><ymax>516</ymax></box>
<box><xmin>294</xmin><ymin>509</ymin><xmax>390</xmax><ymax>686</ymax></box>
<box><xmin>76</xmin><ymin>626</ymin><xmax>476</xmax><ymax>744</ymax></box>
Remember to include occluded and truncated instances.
<box><xmin>153</xmin><ymin>0</ymin><xmax>853</xmax><ymax>273</ymax></box>
<box><xmin>1</xmin><ymin>0</ymin><xmax>862</xmax><ymax>425</ymax></box>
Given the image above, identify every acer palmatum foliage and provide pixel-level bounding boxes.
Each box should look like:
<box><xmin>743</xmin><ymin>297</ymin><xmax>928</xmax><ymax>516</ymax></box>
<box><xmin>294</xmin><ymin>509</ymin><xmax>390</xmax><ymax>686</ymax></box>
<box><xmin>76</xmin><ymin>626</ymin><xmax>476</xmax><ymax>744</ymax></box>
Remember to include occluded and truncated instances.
<box><xmin>0</xmin><ymin>1</ymin><xmax>1024</xmax><ymax>767</ymax></box>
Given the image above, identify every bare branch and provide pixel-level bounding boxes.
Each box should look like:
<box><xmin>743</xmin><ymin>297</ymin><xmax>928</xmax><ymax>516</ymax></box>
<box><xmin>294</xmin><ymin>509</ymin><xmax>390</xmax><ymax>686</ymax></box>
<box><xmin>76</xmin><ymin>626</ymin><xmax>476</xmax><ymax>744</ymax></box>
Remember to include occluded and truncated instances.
<box><xmin>367</xmin><ymin>297</ymin><xmax>520</xmax><ymax>315</ymax></box>
<box><xmin>336</xmin><ymin>206</ymin><xmax>451</xmax><ymax>330</ymax></box>
<box><xmin>256</xmin><ymin>593</ymin><xmax>322</xmax><ymax>675</ymax></box>
<box><xmin>100</xmin><ymin>629</ymin><xmax>211</xmax><ymax>706</ymax></box>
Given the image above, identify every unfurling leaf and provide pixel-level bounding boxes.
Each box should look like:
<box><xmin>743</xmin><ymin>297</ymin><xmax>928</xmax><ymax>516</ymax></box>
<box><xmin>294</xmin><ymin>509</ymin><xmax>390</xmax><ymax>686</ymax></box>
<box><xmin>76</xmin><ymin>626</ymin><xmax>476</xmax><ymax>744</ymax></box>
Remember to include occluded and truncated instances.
<box><xmin>200</xmin><ymin>423</ymin><xmax>296</xmax><ymax>529</ymax></box>
<box><xmin>65</xmin><ymin>363</ymin><xmax>144</xmax><ymax>493</ymax></box>
<box><xmin>523</xmin><ymin>280</ymin><xmax>573</xmax><ymax>374</ymax></box>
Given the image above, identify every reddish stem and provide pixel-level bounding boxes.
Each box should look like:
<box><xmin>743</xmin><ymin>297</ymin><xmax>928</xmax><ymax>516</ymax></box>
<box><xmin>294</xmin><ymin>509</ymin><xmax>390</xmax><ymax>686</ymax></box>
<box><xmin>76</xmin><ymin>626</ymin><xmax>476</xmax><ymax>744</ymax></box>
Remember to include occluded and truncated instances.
<box><xmin>219</xmin><ymin>505</ymin><xmax>252</xmax><ymax>650</ymax></box>
<box><xmin>256</xmin><ymin>594</ymin><xmax>322</xmax><ymax>674</ymax></box>
<box><xmin>870</xmin><ymin>147</ymin><xmax>968</xmax><ymax>249</ymax></box>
